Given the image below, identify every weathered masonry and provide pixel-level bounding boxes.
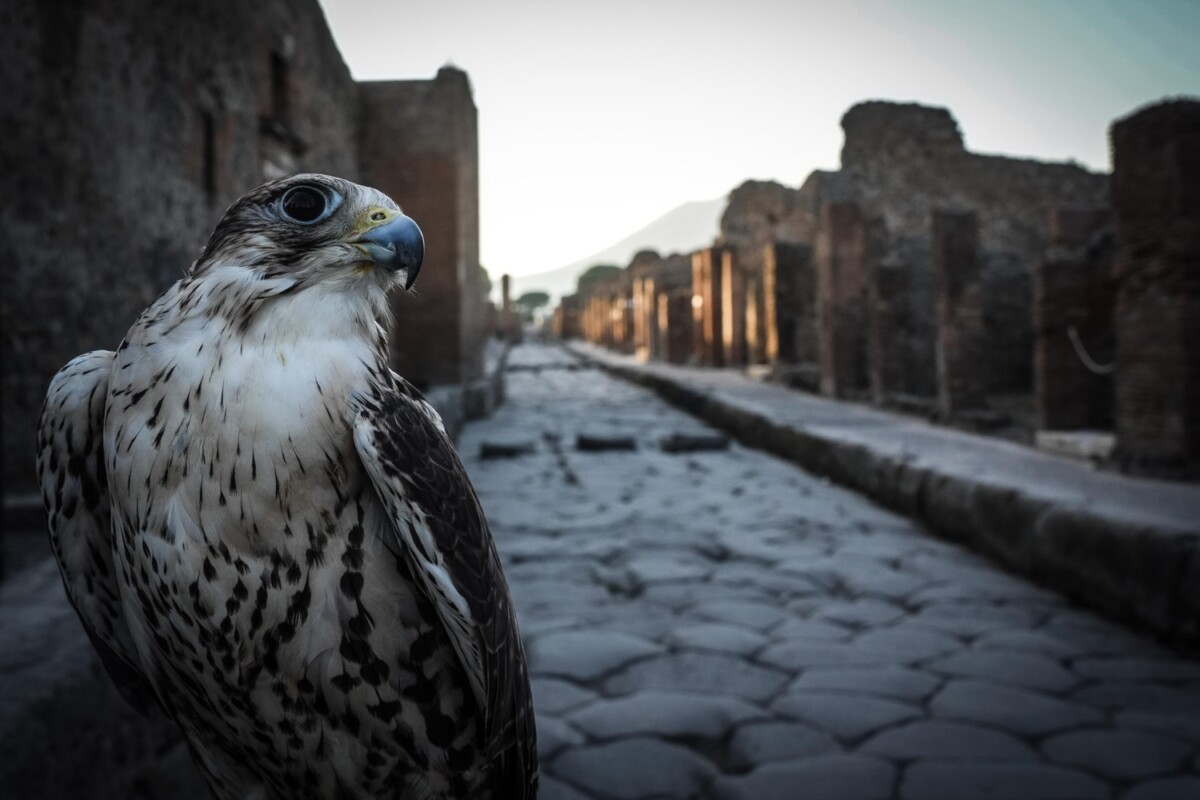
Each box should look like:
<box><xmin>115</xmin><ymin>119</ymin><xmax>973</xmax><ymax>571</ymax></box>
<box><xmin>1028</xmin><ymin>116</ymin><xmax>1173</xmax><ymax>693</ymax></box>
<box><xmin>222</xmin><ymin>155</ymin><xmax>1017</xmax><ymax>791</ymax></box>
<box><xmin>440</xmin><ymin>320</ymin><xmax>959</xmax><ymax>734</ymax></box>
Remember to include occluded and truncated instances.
<box><xmin>561</xmin><ymin>98</ymin><xmax>1200</xmax><ymax>478</ymax></box>
<box><xmin>1</xmin><ymin>0</ymin><xmax>486</xmax><ymax>495</ymax></box>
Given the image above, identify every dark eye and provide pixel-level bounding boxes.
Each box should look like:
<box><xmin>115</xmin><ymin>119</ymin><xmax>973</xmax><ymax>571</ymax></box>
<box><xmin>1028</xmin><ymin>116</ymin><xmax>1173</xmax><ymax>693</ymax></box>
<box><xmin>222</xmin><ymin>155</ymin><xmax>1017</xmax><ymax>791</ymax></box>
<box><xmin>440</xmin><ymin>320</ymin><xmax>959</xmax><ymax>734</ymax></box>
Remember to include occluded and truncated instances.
<box><xmin>280</xmin><ymin>186</ymin><xmax>328</xmax><ymax>224</ymax></box>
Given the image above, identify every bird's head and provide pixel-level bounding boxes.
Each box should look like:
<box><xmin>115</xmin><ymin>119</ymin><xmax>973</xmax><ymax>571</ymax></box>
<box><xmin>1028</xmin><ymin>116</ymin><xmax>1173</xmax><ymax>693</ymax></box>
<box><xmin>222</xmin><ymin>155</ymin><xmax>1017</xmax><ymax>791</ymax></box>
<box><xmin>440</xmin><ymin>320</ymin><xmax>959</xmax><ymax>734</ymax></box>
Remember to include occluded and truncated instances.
<box><xmin>191</xmin><ymin>174</ymin><xmax>424</xmax><ymax>292</ymax></box>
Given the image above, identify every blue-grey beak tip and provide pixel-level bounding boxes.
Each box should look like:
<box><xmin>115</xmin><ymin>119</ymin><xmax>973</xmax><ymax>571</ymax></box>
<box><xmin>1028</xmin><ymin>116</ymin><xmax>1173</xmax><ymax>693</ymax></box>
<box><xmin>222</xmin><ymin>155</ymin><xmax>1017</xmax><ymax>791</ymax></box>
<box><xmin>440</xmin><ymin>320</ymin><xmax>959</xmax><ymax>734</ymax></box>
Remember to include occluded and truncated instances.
<box><xmin>357</xmin><ymin>214</ymin><xmax>424</xmax><ymax>289</ymax></box>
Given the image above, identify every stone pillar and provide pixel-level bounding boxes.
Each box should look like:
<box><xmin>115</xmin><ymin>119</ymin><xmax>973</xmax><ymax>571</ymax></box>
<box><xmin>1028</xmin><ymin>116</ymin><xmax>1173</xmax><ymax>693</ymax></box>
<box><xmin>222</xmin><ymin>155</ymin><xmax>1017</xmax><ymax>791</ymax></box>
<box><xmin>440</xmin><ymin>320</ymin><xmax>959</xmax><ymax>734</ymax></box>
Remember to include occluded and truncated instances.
<box><xmin>691</xmin><ymin>248</ymin><xmax>725</xmax><ymax>366</ymax></box>
<box><xmin>868</xmin><ymin>259</ymin><xmax>910</xmax><ymax>406</ymax></box>
<box><xmin>611</xmin><ymin>288</ymin><xmax>627</xmax><ymax>352</ymax></box>
<box><xmin>721</xmin><ymin>250</ymin><xmax>747</xmax><ymax>367</ymax></box>
<box><xmin>631</xmin><ymin>275</ymin><xmax>653</xmax><ymax>360</ymax></box>
<box><xmin>1034</xmin><ymin>209</ymin><xmax>1113</xmax><ymax>430</ymax></box>
<box><xmin>361</xmin><ymin>68</ymin><xmax>483</xmax><ymax>386</ymax></box>
<box><xmin>615</xmin><ymin>275</ymin><xmax>636</xmax><ymax>354</ymax></box>
<box><xmin>554</xmin><ymin>294</ymin><xmax>581</xmax><ymax>339</ymax></box>
<box><xmin>657</xmin><ymin>290</ymin><xmax>693</xmax><ymax>364</ymax></box>
<box><xmin>1110</xmin><ymin>100</ymin><xmax>1200</xmax><ymax>473</ymax></box>
<box><xmin>816</xmin><ymin>203</ymin><xmax>867</xmax><ymax>397</ymax></box>
<box><xmin>763</xmin><ymin>244</ymin><xmax>782</xmax><ymax>364</ymax></box>
<box><xmin>499</xmin><ymin>273</ymin><xmax>517</xmax><ymax>340</ymax></box>
<box><xmin>764</xmin><ymin>241</ymin><xmax>820</xmax><ymax>366</ymax></box>
<box><xmin>933</xmin><ymin>209</ymin><xmax>986</xmax><ymax>416</ymax></box>
<box><xmin>745</xmin><ymin>275</ymin><xmax>763</xmax><ymax>366</ymax></box>
<box><xmin>864</xmin><ymin>218</ymin><xmax>909</xmax><ymax>405</ymax></box>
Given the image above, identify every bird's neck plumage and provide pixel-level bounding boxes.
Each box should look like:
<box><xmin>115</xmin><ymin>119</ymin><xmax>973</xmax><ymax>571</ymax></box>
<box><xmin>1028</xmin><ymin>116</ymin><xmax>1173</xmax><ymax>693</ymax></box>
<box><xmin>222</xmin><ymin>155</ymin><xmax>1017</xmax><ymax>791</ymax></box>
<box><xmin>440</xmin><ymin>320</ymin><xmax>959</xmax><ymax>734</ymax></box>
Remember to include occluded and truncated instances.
<box><xmin>108</xmin><ymin>266</ymin><xmax>392</xmax><ymax>560</ymax></box>
<box><xmin>178</xmin><ymin>265</ymin><xmax>393</xmax><ymax>359</ymax></box>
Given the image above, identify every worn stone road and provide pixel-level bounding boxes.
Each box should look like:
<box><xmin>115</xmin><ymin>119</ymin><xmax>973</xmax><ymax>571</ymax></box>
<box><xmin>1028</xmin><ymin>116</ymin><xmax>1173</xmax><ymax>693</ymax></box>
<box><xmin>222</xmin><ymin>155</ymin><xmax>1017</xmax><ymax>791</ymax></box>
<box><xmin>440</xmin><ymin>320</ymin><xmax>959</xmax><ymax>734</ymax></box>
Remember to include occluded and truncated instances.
<box><xmin>460</xmin><ymin>342</ymin><xmax>1200</xmax><ymax>800</ymax></box>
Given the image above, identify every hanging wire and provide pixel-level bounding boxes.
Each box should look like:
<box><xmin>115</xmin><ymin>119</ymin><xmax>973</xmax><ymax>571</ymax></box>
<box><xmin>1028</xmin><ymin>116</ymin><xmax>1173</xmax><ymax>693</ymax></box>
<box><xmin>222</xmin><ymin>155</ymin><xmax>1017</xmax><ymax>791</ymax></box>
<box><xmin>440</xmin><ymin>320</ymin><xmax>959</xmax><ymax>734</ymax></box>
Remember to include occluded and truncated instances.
<box><xmin>1067</xmin><ymin>325</ymin><xmax>1116</xmax><ymax>375</ymax></box>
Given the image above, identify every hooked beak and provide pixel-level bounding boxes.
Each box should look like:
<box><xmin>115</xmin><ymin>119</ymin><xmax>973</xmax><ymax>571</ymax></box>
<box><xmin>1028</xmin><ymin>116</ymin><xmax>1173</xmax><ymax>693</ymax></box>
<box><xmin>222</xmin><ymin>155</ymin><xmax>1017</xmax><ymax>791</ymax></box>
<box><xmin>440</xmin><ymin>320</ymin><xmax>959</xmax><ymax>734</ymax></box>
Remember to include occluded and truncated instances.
<box><xmin>351</xmin><ymin>214</ymin><xmax>424</xmax><ymax>290</ymax></box>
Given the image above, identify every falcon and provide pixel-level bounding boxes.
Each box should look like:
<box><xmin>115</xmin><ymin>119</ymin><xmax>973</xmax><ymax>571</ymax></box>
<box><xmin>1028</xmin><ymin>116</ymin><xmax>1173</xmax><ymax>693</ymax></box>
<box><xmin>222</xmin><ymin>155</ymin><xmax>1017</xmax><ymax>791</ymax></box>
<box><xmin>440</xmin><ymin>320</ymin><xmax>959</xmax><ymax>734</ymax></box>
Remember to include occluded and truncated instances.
<box><xmin>36</xmin><ymin>174</ymin><xmax>537</xmax><ymax>799</ymax></box>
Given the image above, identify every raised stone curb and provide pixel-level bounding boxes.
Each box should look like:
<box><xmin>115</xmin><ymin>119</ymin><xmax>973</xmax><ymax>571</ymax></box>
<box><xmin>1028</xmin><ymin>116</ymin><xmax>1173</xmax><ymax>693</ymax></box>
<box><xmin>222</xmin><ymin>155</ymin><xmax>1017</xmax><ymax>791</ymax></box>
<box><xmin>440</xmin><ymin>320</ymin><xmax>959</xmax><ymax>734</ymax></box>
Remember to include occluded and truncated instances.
<box><xmin>565</xmin><ymin>342</ymin><xmax>1200</xmax><ymax>645</ymax></box>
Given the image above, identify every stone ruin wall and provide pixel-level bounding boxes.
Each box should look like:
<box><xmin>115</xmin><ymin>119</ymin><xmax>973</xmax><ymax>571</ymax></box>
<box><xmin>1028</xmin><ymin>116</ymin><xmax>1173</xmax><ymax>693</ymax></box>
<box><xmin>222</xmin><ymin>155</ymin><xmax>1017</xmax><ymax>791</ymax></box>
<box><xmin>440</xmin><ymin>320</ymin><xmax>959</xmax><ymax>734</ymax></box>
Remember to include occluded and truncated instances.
<box><xmin>838</xmin><ymin>102</ymin><xmax>1109</xmax><ymax>399</ymax></box>
<box><xmin>360</xmin><ymin>69</ymin><xmax>485</xmax><ymax>388</ymax></box>
<box><xmin>1109</xmin><ymin>99</ymin><xmax>1200</xmax><ymax>474</ymax></box>
<box><xmin>1</xmin><ymin>0</ymin><xmax>360</xmax><ymax>495</ymax></box>
<box><xmin>713</xmin><ymin>102</ymin><xmax>1108</xmax><ymax>403</ymax></box>
<box><xmin>561</xmin><ymin>97</ymin><xmax>1199</xmax><ymax>475</ymax></box>
<box><xmin>1</xmin><ymin>1</ymin><xmax>484</xmax><ymax>494</ymax></box>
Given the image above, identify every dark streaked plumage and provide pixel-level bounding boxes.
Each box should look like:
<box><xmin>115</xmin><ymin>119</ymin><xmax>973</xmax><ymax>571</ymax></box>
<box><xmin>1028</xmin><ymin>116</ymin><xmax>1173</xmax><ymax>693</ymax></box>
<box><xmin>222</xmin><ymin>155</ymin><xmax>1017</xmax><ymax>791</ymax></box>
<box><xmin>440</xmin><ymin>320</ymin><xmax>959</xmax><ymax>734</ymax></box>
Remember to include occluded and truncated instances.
<box><xmin>36</xmin><ymin>174</ymin><xmax>537</xmax><ymax>799</ymax></box>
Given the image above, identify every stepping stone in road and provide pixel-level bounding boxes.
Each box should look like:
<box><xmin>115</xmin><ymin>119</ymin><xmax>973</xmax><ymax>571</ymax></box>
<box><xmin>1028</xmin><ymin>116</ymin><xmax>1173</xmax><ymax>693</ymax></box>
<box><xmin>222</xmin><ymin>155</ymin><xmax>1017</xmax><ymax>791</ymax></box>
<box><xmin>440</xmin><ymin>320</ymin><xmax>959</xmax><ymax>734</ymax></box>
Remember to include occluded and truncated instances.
<box><xmin>660</xmin><ymin>432</ymin><xmax>731</xmax><ymax>453</ymax></box>
<box><xmin>576</xmin><ymin>433</ymin><xmax>637</xmax><ymax>451</ymax></box>
<box><xmin>479</xmin><ymin>439</ymin><xmax>536</xmax><ymax>459</ymax></box>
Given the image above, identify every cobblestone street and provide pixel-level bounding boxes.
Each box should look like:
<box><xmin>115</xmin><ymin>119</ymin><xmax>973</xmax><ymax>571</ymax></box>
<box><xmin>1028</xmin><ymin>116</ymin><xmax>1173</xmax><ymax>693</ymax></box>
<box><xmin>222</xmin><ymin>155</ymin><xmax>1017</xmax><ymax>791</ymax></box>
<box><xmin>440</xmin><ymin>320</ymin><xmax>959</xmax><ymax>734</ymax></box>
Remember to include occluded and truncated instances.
<box><xmin>461</xmin><ymin>343</ymin><xmax>1200</xmax><ymax>800</ymax></box>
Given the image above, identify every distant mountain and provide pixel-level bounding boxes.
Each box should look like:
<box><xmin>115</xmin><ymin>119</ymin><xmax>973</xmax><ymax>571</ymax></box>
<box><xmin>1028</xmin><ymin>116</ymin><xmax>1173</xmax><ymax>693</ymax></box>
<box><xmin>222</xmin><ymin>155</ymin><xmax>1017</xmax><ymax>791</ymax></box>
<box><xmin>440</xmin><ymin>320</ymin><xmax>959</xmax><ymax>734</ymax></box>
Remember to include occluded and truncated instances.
<box><xmin>510</xmin><ymin>197</ymin><xmax>724</xmax><ymax>301</ymax></box>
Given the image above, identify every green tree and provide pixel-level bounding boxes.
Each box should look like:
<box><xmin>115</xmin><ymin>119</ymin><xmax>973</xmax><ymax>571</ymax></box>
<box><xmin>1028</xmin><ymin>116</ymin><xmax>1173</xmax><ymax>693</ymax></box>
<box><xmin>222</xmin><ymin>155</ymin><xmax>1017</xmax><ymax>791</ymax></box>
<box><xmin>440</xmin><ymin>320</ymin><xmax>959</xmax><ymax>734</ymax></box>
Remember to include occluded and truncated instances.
<box><xmin>576</xmin><ymin>264</ymin><xmax>621</xmax><ymax>292</ymax></box>
<box><xmin>513</xmin><ymin>290</ymin><xmax>551</xmax><ymax>321</ymax></box>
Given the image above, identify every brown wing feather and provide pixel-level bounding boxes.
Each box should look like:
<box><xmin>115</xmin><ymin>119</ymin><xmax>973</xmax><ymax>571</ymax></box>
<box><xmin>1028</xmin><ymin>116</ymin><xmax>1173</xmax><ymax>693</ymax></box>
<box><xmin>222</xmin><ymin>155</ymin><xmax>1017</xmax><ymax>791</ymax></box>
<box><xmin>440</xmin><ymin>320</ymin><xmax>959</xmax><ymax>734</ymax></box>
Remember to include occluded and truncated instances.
<box><xmin>352</xmin><ymin>373</ymin><xmax>538</xmax><ymax>799</ymax></box>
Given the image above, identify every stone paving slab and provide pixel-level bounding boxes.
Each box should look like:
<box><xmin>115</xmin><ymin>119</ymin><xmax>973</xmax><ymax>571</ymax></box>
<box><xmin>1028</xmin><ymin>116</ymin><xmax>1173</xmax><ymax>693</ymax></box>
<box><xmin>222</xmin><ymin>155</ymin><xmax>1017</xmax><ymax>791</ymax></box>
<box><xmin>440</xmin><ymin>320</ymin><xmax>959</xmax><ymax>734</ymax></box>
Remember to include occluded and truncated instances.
<box><xmin>460</xmin><ymin>343</ymin><xmax>1200</xmax><ymax>799</ymax></box>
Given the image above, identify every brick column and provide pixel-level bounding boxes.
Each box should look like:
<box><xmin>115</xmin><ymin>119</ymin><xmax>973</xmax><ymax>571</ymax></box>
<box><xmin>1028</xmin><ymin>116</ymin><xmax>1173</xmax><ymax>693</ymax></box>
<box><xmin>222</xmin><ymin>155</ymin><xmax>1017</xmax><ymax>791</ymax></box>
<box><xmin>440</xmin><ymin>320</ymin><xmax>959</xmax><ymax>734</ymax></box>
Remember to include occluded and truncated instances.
<box><xmin>632</xmin><ymin>275</ymin><xmax>654</xmax><ymax>360</ymax></box>
<box><xmin>868</xmin><ymin>260</ymin><xmax>910</xmax><ymax>406</ymax></box>
<box><xmin>745</xmin><ymin>275</ymin><xmax>763</xmax><ymax>365</ymax></box>
<box><xmin>764</xmin><ymin>242</ymin><xmax>816</xmax><ymax>365</ymax></box>
<box><xmin>691</xmin><ymin>248</ymin><xmax>725</xmax><ymax>366</ymax></box>
<box><xmin>1110</xmin><ymin>100</ymin><xmax>1200</xmax><ymax>473</ymax></box>
<box><xmin>613</xmin><ymin>280</ymin><xmax>633</xmax><ymax>353</ymax></box>
<box><xmin>933</xmin><ymin>209</ymin><xmax>986</xmax><ymax>416</ymax></box>
<box><xmin>1034</xmin><ymin>209</ymin><xmax>1113</xmax><ymax>430</ymax></box>
<box><xmin>816</xmin><ymin>203</ymin><xmax>867</xmax><ymax>397</ymax></box>
<box><xmin>361</xmin><ymin>70</ymin><xmax>482</xmax><ymax>386</ymax></box>
<box><xmin>721</xmin><ymin>250</ymin><xmax>748</xmax><ymax>367</ymax></box>
<box><xmin>657</xmin><ymin>290</ymin><xmax>693</xmax><ymax>364</ymax></box>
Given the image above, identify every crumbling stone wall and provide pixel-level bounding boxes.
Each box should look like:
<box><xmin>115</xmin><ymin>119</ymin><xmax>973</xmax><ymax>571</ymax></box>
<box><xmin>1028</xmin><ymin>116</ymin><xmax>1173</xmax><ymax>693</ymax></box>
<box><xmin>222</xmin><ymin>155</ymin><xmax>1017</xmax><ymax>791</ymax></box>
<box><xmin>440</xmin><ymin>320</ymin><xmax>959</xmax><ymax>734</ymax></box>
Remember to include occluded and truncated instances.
<box><xmin>1110</xmin><ymin>99</ymin><xmax>1200</xmax><ymax>475</ymax></box>
<box><xmin>360</xmin><ymin>67</ymin><xmax>485</xmax><ymax>388</ymax></box>
<box><xmin>628</xmin><ymin>250</ymin><xmax>664</xmax><ymax>360</ymax></box>
<box><xmin>708</xmin><ymin>114</ymin><xmax>1106</xmax><ymax>406</ymax></box>
<box><xmin>652</xmin><ymin>254</ymin><xmax>694</xmax><ymax>363</ymax></box>
<box><xmin>838</xmin><ymin>102</ymin><xmax>1110</xmax><ymax>399</ymax></box>
<box><xmin>1</xmin><ymin>1</ymin><xmax>483</xmax><ymax>494</ymax></box>
<box><xmin>1</xmin><ymin>0</ymin><xmax>361</xmax><ymax>494</ymax></box>
<box><xmin>691</xmin><ymin>247</ymin><xmax>726</xmax><ymax>367</ymax></box>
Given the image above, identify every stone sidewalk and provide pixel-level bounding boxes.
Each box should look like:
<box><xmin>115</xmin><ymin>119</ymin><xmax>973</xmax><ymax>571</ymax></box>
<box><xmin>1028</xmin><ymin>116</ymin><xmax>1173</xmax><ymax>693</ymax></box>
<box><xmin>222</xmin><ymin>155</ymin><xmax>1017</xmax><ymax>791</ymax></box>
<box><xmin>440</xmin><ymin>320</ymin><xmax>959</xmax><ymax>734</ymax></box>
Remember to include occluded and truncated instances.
<box><xmin>565</xmin><ymin>342</ymin><xmax>1200</xmax><ymax>645</ymax></box>
<box><xmin>462</xmin><ymin>342</ymin><xmax>1200</xmax><ymax>800</ymax></box>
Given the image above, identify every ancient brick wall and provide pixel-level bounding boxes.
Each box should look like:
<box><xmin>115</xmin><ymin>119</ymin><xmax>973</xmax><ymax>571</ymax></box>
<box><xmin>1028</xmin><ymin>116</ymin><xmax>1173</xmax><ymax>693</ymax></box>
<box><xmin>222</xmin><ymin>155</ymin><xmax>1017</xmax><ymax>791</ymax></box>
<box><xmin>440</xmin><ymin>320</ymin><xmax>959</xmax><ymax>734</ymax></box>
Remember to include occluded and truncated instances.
<box><xmin>657</xmin><ymin>292</ymin><xmax>693</xmax><ymax>364</ymax></box>
<box><xmin>720</xmin><ymin>250</ymin><xmax>748</xmax><ymax>366</ymax></box>
<box><xmin>360</xmin><ymin>67</ymin><xmax>484</xmax><ymax>389</ymax></box>
<box><xmin>683</xmin><ymin>104</ymin><xmax>1105</xmax><ymax>410</ymax></box>
<box><xmin>838</xmin><ymin>102</ymin><xmax>1109</xmax><ymax>400</ymax></box>
<box><xmin>816</xmin><ymin>203</ymin><xmax>868</xmax><ymax>397</ymax></box>
<box><xmin>628</xmin><ymin>251</ymin><xmax>664</xmax><ymax>360</ymax></box>
<box><xmin>1110</xmin><ymin>99</ymin><xmax>1200</xmax><ymax>474</ymax></box>
<box><xmin>648</xmin><ymin>254</ymin><xmax>693</xmax><ymax>363</ymax></box>
<box><xmin>691</xmin><ymin>247</ymin><xmax>726</xmax><ymax>367</ymax></box>
<box><xmin>933</xmin><ymin>210</ymin><xmax>987</xmax><ymax>416</ymax></box>
<box><xmin>1</xmin><ymin>0</ymin><xmax>362</xmax><ymax>494</ymax></box>
<box><xmin>867</xmin><ymin>213</ymin><xmax>912</xmax><ymax>405</ymax></box>
<box><xmin>553</xmin><ymin>294</ymin><xmax>582</xmax><ymax>339</ymax></box>
<box><xmin>763</xmin><ymin>242</ymin><xmax>817</xmax><ymax>367</ymax></box>
<box><xmin>719</xmin><ymin>180</ymin><xmax>817</xmax><ymax>365</ymax></box>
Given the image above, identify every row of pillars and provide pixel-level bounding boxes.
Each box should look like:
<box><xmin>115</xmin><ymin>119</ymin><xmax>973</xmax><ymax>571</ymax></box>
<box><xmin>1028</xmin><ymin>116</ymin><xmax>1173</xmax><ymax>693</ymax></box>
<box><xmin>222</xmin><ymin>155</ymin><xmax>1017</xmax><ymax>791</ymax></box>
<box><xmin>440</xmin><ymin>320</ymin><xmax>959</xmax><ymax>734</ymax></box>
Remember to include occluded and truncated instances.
<box><xmin>561</xmin><ymin>99</ymin><xmax>1198</xmax><ymax>473</ymax></box>
<box><xmin>690</xmin><ymin>204</ymin><xmax>984</xmax><ymax>417</ymax></box>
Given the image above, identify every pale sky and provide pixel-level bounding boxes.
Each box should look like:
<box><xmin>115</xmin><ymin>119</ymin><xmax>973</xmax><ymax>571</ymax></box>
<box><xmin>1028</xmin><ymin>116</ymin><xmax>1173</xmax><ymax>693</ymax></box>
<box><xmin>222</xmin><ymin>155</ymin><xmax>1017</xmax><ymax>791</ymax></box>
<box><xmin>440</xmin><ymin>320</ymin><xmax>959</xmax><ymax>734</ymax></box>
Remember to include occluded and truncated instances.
<box><xmin>318</xmin><ymin>0</ymin><xmax>1199</xmax><ymax>279</ymax></box>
